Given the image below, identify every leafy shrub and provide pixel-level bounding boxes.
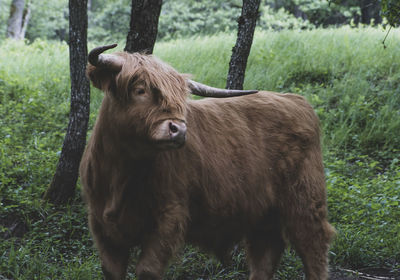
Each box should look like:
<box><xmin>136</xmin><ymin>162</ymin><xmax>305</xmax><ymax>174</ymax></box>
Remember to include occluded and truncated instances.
<box><xmin>270</xmin><ymin>0</ymin><xmax>361</xmax><ymax>27</ymax></box>
<box><xmin>0</xmin><ymin>39</ymin><xmax>104</xmax><ymax>279</ymax></box>
<box><xmin>0</xmin><ymin>40</ymin><xmax>69</xmax><ymax>242</ymax></box>
<box><xmin>381</xmin><ymin>0</ymin><xmax>400</xmax><ymax>27</ymax></box>
<box><xmin>0</xmin><ymin>0</ymin><xmax>12</xmax><ymax>40</ymax></box>
<box><xmin>87</xmin><ymin>0</ymin><xmax>313</xmax><ymax>43</ymax></box>
<box><xmin>88</xmin><ymin>0</ymin><xmax>131</xmax><ymax>43</ymax></box>
<box><xmin>87</xmin><ymin>0</ymin><xmax>242</xmax><ymax>43</ymax></box>
<box><xmin>158</xmin><ymin>0</ymin><xmax>241</xmax><ymax>40</ymax></box>
<box><xmin>258</xmin><ymin>5</ymin><xmax>314</xmax><ymax>30</ymax></box>
<box><xmin>26</xmin><ymin>0</ymin><xmax>69</xmax><ymax>41</ymax></box>
<box><xmin>326</xmin><ymin>156</ymin><xmax>400</xmax><ymax>269</ymax></box>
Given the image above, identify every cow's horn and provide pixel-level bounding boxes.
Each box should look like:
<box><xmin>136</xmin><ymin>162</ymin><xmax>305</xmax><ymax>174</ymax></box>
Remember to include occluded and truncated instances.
<box><xmin>88</xmin><ymin>43</ymin><xmax>123</xmax><ymax>72</ymax></box>
<box><xmin>188</xmin><ymin>80</ymin><xmax>258</xmax><ymax>98</ymax></box>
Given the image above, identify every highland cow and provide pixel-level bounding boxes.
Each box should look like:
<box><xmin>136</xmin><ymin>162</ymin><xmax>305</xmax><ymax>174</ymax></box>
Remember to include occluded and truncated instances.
<box><xmin>80</xmin><ymin>44</ymin><xmax>335</xmax><ymax>280</ymax></box>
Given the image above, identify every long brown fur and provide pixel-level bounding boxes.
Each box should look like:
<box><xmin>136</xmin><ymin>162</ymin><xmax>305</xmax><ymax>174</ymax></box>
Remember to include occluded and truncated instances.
<box><xmin>80</xmin><ymin>51</ymin><xmax>335</xmax><ymax>280</ymax></box>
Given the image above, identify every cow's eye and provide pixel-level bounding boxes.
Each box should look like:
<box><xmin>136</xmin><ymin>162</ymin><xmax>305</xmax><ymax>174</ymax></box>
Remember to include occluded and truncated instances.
<box><xmin>136</xmin><ymin>89</ymin><xmax>146</xmax><ymax>95</ymax></box>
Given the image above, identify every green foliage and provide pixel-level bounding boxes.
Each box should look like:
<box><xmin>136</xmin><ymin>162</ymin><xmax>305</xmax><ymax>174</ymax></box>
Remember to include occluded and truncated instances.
<box><xmin>159</xmin><ymin>0</ymin><xmax>315</xmax><ymax>40</ymax></box>
<box><xmin>258</xmin><ymin>5</ymin><xmax>314</xmax><ymax>31</ymax></box>
<box><xmin>0</xmin><ymin>38</ymin><xmax>103</xmax><ymax>279</ymax></box>
<box><xmin>0</xmin><ymin>0</ymin><xmax>387</xmax><ymax>43</ymax></box>
<box><xmin>1</xmin><ymin>28</ymin><xmax>400</xmax><ymax>278</ymax></box>
<box><xmin>1</xmin><ymin>0</ymin><xmax>396</xmax><ymax>45</ymax></box>
<box><xmin>1</xmin><ymin>0</ymin><xmax>69</xmax><ymax>42</ymax></box>
<box><xmin>331</xmin><ymin>0</ymin><xmax>400</xmax><ymax>27</ymax></box>
<box><xmin>0</xmin><ymin>39</ymin><xmax>69</xmax><ymax>210</ymax></box>
<box><xmin>0</xmin><ymin>0</ymin><xmax>12</xmax><ymax>40</ymax></box>
<box><xmin>272</xmin><ymin>0</ymin><xmax>361</xmax><ymax>27</ymax></box>
<box><xmin>381</xmin><ymin>0</ymin><xmax>400</xmax><ymax>27</ymax></box>
<box><xmin>27</xmin><ymin>0</ymin><xmax>69</xmax><ymax>41</ymax></box>
<box><xmin>326</xmin><ymin>156</ymin><xmax>400</xmax><ymax>268</ymax></box>
<box><xmin>87</xmin><ymin>0</ymin><xmax>242</xmax><ymax>43</ymax></box>
<box><xmin>85</xmin><ymin>0</ymin><xmax>316</xmax><ymax>44</ymax></box>
<box><xmin>158</xmin><ymin>0</ymin><xmax>242</xmax><ymax>40</ymax></box>
<box><xmin>0</xmin><ymin>201</ymin><xmax>102</xmax><ymax>280</ymax></box>
<box><xmin>88</xmin><ymin>0</ymin><xmax>130</xmax><ymax>43</ymax></box>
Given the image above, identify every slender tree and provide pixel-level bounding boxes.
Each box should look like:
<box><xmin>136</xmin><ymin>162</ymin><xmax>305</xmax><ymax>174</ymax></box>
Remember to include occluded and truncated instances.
<box><xmin>19</xmin><ymin>2</ymin><xmax>30</xmax><ymax>39</ymax></box>
<box><xmin>226</xmin><ymin>0</ymin><xmax>261</xmax><ymax>90</ymax></box>
<box><xmin>125</xmin><ymin>0</ymin><xmax>163</xmax><ymax>54</ymax></box>
<box><xmin>6</xmin><ymin>0</ymin><xmax>30</xmax><ymax>39</ymax></box>
<box><xmin>44</xmin><ymin>0</ymin><xmax>90</xmax><ymax>204</ymax></box>
<box><xmin>360</xmin><ymin>0</ymin><xmax>381</xmax><ymax>24</ymax></box>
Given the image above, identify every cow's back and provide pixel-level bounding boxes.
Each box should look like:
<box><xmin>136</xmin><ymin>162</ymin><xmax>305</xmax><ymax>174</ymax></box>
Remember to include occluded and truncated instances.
<box><xmin>182</xmin><ymin>91</ymin><xmax>321</xmax><ymax>205</ymax></box>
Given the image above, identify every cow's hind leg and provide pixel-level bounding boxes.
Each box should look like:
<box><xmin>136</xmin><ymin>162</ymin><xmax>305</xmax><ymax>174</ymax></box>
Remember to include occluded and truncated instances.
<box><xmin>284</xmin><ymin>182</ymin><xmax>335</xmax><ymax>280</ymax></box>
<box><xmin>283</xmin><ymin>151</ymin><xmax>335</xmax><ymax>280</ymax></box>
<box><xmin>287</xmin><ymin>216</ymin><xmax>334</xmax><ymax>280</ymax></box>
<box><xmin>245</xmin><ymin>212</ymin><xmax>286</xmax><ymax>280</ymax></box>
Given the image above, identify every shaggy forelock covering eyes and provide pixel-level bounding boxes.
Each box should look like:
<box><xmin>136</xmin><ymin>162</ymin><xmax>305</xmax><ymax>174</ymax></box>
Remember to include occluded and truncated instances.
<box><xmin>114</xmin><ymin>52</ymin><xmax>188</xmax><ymax>113</ymax></box>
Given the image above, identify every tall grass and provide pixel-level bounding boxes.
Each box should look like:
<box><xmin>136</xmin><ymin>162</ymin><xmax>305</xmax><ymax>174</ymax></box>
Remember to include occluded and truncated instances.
<box><xmin>2</xmin><ymin>28</ymin><xmax>399</xmax><ymax>159</ymax></box>
<box><xmin>1</xmin><ymin>27</ymin><xmax>399</xmax><ymax>279</ymax></box>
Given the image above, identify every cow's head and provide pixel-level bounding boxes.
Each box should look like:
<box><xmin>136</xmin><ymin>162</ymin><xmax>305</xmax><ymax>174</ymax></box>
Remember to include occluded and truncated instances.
<box><xmin>87</xmin><ymin>44</ymin><xmax>257</xmax><ymax>151</ymax></box>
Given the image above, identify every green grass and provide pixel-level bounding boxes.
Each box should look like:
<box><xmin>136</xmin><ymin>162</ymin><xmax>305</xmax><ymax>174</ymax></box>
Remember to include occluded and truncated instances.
<box><xmin>326</xmin><ymin>156</ymin><xmax>400</xmax><ymax>271</ymax></box>
<box><xmin>1</xmin><ymin>27</ymin><xmax>400</xmax><ymax>279</ymax></box>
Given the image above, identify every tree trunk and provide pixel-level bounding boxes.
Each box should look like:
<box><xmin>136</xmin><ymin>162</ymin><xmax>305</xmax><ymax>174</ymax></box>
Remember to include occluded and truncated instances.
<box><xmin>20</xmin><ymin>2</ymin><xmax>31</xmax><ymax>39</ymax></box>
<box><xmin>226</xmin><ymin>0</ymin><xmax>261</xmax><ymax>90</ymax></box>
<box><xmin>6</xmin><ymin>0</ymin><xmax>25</xmax><ymax>39</ymax></box>
<box><xmin>125</xmin><ymin>0</ymin><xmax>163</xmax><ymax>54</ymax></box>
<box><xmin>44</xmin><ymin>0</ymin><xmax>90</xmax><ymax>205</ymax></box>
<box><xmin>360</xmin><ymin>0</ymin><xmax>381</xmax><ymax>25</ymax></box>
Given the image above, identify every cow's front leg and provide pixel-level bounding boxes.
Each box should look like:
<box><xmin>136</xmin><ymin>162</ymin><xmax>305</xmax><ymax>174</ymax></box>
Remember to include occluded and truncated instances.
<box><xmin>136</xmin><ymin>204</ymin><xmax>187</xmax><ymax>280</ymax></box>
<box><xmin>89</xmin><ymin>215</ymin><xmax>130</xmax><ymax>280</ymax></box>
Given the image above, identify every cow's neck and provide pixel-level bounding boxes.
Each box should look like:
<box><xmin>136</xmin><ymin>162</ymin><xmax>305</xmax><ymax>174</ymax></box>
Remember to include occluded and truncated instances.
<box><xmin>92</xmin><ymin>112</ymin><xmax>158</xmax><ymax>214</ymax></box>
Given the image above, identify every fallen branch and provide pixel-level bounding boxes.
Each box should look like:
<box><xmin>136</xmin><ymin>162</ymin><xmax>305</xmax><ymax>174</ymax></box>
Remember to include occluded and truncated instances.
<box><xmin>340</xmin><ymin>268</ymin><xmax>396</xmax><ymax>280</ymax></box>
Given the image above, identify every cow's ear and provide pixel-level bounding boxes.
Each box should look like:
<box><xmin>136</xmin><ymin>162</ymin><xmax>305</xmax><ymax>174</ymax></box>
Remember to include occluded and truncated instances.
<box><xmin>86</xmin><ymin>64</ymin><xmax>116</xmax><ymax>93</ymax></box>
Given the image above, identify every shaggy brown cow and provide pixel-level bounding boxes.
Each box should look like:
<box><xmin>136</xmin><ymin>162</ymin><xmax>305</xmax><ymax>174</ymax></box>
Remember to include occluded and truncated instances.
<box><xmin>80</xmin><ymin>44</ymin><xmax>335</xmax><ymax>280</ymax></box>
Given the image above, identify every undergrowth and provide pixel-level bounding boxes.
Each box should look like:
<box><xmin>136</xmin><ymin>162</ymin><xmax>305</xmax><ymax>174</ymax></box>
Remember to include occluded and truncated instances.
<box><xmin>0</xmin><ymin>27</ymin><xmax>399</xmax><ymax>279</ymax></box>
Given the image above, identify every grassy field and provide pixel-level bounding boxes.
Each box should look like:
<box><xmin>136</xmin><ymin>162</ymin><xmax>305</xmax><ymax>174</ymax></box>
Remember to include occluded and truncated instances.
<box><xmin>0</xmin><ymin>27</ymin><xmax>399</xmax><ymax>279</ymax></box>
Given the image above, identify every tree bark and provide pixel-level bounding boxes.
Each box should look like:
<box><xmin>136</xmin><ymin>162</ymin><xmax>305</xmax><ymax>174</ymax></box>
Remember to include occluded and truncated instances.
<box><xmin>20</xmin><ymin>2</ymin><xmax>31</xmax><ymax>39</ymax></box>
<box><xmin>226</xmin><ymin>0</ymin><xmax>261</xmax><ymax>90</ymax></box>
<box><xmin>44</xmin><ymin>0</ymin><xmax>90</xmax><ymax>204</ymax></box>
<box><xmin>360</xmin><ymin>0</ymin><xmax>381</xmax><ymax>25</ymax></box>
<box><xmin>6</xmin><ymin>0</ymin><xmax>25</xmax><ymax>39</ymax></box>
<box><xmin>125</xmin><ymin>0</ymin><xmax>163</xmax><ymax>54</ymax></box>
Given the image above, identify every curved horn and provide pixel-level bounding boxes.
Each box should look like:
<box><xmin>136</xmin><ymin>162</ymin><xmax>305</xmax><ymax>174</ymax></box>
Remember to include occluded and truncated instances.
<box><xmin>88</xmin><ymin>43</ymin><xmax>123</xmax><ymax>72</ymax></box>
<box><xmin>188</xmin><ymin>80</ymin><xmax>258</xmax><ymax>98</ymax></box>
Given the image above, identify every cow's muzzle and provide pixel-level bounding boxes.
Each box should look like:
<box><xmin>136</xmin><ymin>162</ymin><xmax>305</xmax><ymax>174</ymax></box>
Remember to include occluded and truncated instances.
<box><xmin>168</xmin><ymin>120</ymin><xmax>187</xmax><ymax>147</ymax></box>
<box><xmin>151</xmin><ymin>120</ymin><xmax>187</xmax><ymax>149</ymax></box>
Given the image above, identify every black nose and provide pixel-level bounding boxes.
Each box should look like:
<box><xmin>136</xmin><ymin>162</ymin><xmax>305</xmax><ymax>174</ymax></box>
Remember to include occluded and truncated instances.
<box><xmin>169</xmin><ymin>121</ymin><xmax>187</xmax><ymax>143</ymax></box>
<box><xmin>169</xmin><ymin>122</ymin><xmax>179</xmax><ymax>134</ymax></box>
